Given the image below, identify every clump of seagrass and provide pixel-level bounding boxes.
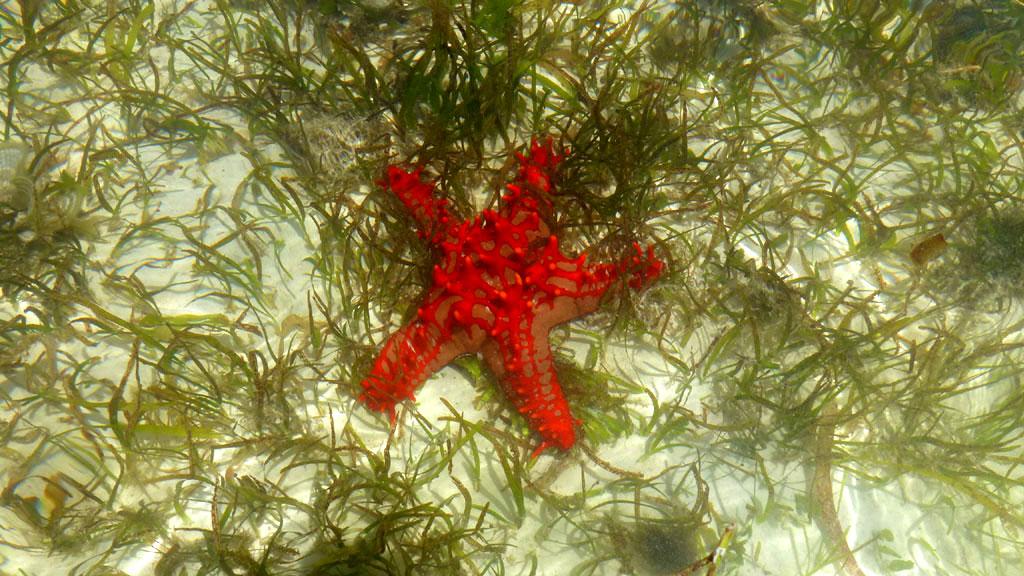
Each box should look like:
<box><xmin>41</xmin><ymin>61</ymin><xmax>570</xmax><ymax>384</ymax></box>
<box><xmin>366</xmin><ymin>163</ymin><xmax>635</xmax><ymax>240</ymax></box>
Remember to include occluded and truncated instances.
<box><xmin>929</xmin><ymin>208</ymin><xmax>1024</xmax><ymax>309</ymax></box>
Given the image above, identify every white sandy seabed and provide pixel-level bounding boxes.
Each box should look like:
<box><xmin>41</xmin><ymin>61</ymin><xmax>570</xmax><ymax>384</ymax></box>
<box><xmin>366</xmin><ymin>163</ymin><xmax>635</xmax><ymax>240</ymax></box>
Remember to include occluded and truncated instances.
<box><xmin>2</xmin><ymin>1</ymin><xmax>1023</xmax><ymax>575</ymax></box>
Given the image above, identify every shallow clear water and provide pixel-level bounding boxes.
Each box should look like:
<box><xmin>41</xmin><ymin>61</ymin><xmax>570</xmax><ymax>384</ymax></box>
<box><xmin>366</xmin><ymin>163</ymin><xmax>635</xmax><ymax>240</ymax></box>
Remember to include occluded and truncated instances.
<box><xmin>1</xmin><ymin>1</ymin><xmax>1023</xmax><ymax>575</ymax></box>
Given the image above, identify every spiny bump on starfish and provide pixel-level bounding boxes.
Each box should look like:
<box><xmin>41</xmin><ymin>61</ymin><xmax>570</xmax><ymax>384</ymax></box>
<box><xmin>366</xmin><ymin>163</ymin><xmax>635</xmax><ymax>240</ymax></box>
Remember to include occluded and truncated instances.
<box><xmin>358</xmin><ymin>137</ymin><xmax>664</xmax><ymax>456</ymax></box>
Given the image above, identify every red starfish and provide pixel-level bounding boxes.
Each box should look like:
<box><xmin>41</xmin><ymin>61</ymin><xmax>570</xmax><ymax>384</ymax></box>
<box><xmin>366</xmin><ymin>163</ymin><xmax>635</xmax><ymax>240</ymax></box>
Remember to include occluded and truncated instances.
<box><xmin>359</xmin><ymin>138</ymin><xmax>663</xmax><ymax>456</ymax></box>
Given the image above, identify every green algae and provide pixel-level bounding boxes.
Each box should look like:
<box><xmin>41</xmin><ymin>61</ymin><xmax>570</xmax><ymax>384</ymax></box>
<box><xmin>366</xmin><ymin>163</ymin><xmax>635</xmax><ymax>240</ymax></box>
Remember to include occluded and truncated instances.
<box><xmin>0</xmin><ymin>1</ymin><xmax>1022</xmax><ymax>575</ymax></box>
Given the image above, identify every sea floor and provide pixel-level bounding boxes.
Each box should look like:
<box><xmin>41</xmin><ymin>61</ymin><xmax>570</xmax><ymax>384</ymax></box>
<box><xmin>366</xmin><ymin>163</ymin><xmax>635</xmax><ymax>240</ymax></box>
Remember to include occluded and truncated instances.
<box><xmin>1</xmin><ymin>1</ymin><xmax>1023</xmax><ymax>575</ymax></box>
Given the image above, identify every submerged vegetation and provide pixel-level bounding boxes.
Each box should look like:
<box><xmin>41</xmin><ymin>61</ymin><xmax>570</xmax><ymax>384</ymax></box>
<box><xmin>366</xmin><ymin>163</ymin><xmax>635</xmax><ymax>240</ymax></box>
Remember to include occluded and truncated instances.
<box><xmin>941</xmin><ymin>208</ymin><xmax>1024</xmax><ymax>303</ymax></box>
<box><xmin>1</xmin><ymin>0</ymin><xmax>1023</xmax><ymax>575</ymax></box>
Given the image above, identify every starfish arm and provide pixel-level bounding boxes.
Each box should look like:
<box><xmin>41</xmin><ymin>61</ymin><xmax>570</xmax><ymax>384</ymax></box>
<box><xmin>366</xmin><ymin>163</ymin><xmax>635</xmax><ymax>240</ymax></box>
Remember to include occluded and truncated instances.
<box><xmin>481</xmin><ymin>318</ymin><xmax>578</xmax><ymax>456</ymax></box>
<box><xmin>531</xmin><ymin>249</ymin><xmax>620</xmax><ymax>328</ymax></box>
<box><xmin>359</xmin><ymin>296</ymin><xmax>484</xmax><ymax>420</ymax></box>
<box><xmin>500</xmin><ymin>137</ymin><xmax>565</xmax><ymax>220</ymax></box>
<box><xmin>512</xmin><ymin>137</ymin><xmax>562</xmax><ymax>194</ymax></box>
<box><xmin>380</xmin><ymin>166</ymin><xmax>452</xmax><ymax>243</ymax></box>
<box><xmin>535</xmin><ymin>242</ymin><xmax>664</xmax><ymax>328</ymax></box>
